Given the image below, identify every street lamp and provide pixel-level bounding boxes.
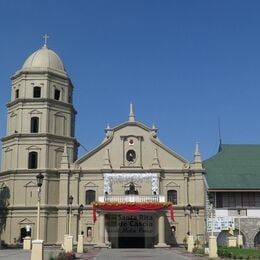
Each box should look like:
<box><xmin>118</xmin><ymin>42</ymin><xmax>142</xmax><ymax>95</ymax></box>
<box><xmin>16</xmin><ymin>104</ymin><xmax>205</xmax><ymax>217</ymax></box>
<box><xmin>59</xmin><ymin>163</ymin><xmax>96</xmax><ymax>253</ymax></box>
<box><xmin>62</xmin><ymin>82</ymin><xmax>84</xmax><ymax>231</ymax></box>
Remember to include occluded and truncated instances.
<box><xmin>78</xmin><ymin>204</ymin><xmax>84</xmax><ymax>235</ymax></box>
<box><xmin>208</xmin><ymin>194</ymin><xmax>218</xmax><ymax>258</ymax></box>
<box><xmin>68</xmin><ymin>195</ymin><xmax>73</xmax><ymax>236</ymax></box>
<box><xmin>77</xmin><ymin>204</ymin><xmax>85</xmax><ymax>253</ymax></box>
<box><xmin>194</xmin><ymin>208</ymin><xmax>199</xmax><ymax>240</ymax></box>
<box><xmin>209</xmin><ymin>196</ymin><xmax>215</xmax><ymax>237</ymax></box>
<box><xmin>238</xmin><ymin>209</ymin><xmax>241</xmax><ymax>236</ymax></box>
<box><xmin>36</xmin><ymin>173</ymin><xmax>44</xmax><ymax>240</ymax></box>
<box><xmin>185</xmin><ymin>204</ymin><xmax>193</xmax><ymax>235</ymax></box>
<box><xmin>184</xmin><ymin>204</ymin><xmax>194</xmax><ymax>253</ymax></box>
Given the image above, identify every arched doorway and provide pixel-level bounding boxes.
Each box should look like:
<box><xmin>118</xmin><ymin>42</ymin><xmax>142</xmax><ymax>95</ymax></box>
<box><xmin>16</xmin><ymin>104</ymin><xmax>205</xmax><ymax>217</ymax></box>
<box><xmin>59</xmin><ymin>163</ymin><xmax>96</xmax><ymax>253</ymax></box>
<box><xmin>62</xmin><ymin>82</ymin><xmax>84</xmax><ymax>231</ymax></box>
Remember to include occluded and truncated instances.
<box><xmin>254</xmin><ymin>231</ymin><xmax>260</xmax><ymax>247</ymax></box>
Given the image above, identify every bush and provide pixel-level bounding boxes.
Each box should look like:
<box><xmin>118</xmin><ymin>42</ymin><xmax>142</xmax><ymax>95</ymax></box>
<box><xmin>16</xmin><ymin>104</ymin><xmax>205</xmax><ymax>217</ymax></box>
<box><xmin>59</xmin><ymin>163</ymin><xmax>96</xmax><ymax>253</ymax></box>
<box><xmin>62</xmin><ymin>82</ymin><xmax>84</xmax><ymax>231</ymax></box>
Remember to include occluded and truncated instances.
<box><xmin>218</xmin><ymin>246</ymin><xmax>260</xmax><ymax>259</ymax></box>
<box><xmin>49</xmin><ymin>251</ymin><xmax>76</xmax><ymax>260</ymax></box>
<box><xmin>192</xmin><ymin>248</ymin><xmax>205</xmax><ymax>256</ymax></box>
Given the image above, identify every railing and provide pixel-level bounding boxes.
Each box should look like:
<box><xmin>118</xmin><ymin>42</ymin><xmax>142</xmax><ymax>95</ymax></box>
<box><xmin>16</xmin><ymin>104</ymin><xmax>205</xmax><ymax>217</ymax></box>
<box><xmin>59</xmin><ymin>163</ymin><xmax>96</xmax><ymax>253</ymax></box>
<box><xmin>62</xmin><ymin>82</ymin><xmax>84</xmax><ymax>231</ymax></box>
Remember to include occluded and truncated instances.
<box><xmin>98</xmin><ymin>195</ymin><xmax>166</xmax><ymax>203</ymax></box>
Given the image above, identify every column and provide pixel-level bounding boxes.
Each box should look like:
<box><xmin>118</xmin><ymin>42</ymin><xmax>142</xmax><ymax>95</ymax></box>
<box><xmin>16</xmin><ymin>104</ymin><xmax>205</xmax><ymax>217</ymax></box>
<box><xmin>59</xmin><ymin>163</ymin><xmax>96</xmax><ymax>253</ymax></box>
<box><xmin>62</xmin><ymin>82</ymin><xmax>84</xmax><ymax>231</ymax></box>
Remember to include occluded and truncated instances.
<box><xmin>96</xmin><ymin>212</ymin><xmax>106</xmax><ymax>247</ymax></box>
<box><xmin>154</xmin><ymin>213</ymin><xmax>169</xmax><ymax>247</ymax></box>
<box><xmin>105</xmin><ymin>226</ymin><xmax>110</xmax><ymax>246</ymax></box>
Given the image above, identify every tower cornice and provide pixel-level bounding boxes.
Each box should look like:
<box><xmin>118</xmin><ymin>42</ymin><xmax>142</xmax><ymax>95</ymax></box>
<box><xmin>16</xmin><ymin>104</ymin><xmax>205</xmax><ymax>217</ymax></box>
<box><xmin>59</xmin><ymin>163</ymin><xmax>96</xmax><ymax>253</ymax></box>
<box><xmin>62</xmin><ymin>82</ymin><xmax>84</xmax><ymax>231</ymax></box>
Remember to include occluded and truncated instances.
<box><xmin>7</xmin><ymin>98</ymin><xmax>77</xmax><ymax>113</ymax></box>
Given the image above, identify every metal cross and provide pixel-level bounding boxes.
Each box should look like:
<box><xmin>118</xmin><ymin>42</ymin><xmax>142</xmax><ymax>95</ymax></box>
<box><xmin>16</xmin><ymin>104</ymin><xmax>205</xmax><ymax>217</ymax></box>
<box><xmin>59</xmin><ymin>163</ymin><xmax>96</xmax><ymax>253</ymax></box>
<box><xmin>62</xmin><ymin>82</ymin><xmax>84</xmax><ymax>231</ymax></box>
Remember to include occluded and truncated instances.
<box><xmin>43</xmin><ymin>34</ymin><xmax>49</xmax><ymax>46</ymax></box>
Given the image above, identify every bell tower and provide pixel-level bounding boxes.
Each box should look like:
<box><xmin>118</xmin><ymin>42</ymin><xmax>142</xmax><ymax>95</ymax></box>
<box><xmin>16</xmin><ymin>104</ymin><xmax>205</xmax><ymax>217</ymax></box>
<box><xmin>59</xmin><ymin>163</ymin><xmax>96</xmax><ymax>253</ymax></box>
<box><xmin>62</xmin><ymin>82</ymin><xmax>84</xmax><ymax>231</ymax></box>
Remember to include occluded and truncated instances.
<box><xmin>1</xmin><ymin>41</ymin><xmax>77</xmax><ymax>172</ymax></box>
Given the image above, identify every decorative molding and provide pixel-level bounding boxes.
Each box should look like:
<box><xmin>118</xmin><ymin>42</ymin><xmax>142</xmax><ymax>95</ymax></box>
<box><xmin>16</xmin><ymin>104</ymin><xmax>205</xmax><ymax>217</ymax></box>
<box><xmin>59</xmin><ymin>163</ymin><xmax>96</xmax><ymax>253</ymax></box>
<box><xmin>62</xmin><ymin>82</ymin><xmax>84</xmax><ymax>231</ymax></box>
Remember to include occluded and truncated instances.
<box><xmin>165</xmin><ymin>181</ymin><xmax>180</xmax><ymax>187</ymax></box>
<box><xmin>24</xmin><ymin>181</ymin><xmax>37</xmax><ymax>187</ymax></box>
<box><xmin>84</xmin><ymin>181</ymin><xmax>98</xmax><ymax>187</ymax></box>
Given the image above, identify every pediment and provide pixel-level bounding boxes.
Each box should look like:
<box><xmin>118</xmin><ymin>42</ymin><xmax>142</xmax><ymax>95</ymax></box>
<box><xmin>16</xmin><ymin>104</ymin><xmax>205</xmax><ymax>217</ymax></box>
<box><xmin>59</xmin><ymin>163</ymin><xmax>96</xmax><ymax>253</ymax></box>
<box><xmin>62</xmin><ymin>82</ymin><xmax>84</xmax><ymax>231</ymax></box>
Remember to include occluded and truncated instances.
<box><xmin>27</xmin><ymin>145</ymin><xmax>41</xmax><ymax>150</ymax></box>
<box><xmin>55</xmin><ymin>147</ymin><xmax>64</xmax><ymax>152</ymax></box>
<box><xmin>24</xmin><ymin>181</ymin><xmax>37</xmax><ymax>187</ymax></box>
<box><xmin>0</xmin><ymin>183</ymin><xmax>8</xmax><ymax>189</ymax></box>
<box><xmin>4</xmin><ymin>147</ymin><xmax>12</xmax><ymax>152</ymax></box>
<box><xmin>75</xmin><ymin>120</ymin><xmax>188</xmax><ymax>170</ymax></box>
<box><xmin>84</xmin><ymin>181</ymin><xmax>98</xmax><ymax>187</ymax></box>
<box><xmin>19</xmin><ymin>218</ymin><xmax>34</xmax><ymax>224</ymax></box>
<box><xmin>10</xmin><ymin>112</ymin><xmax>17</xmax><ymax>117</ymax></box>
<box><xmin>55</xmin><ymin>111</ymin><xmax>65</xmax><ymax>117</ymax></box>
<box><xmin>29</xmin><ymin>109</ymin><xmax>42</xmax><ymax>114</ymax></box>
<box><xmin>166</xmin><ymin>181</ymin><xmax>180</xmax><ymax>187</ymax></box>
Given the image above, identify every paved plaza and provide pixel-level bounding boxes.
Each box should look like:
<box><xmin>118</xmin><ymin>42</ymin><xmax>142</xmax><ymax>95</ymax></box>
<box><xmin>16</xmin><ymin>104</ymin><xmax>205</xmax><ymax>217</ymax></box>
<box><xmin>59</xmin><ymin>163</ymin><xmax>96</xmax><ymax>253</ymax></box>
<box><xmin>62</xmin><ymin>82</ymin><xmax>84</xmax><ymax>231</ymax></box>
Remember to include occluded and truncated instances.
<box><xmin>0</xmin><ymin>247</ymin><xmax>212</xmax><ymax>260</ymax></box>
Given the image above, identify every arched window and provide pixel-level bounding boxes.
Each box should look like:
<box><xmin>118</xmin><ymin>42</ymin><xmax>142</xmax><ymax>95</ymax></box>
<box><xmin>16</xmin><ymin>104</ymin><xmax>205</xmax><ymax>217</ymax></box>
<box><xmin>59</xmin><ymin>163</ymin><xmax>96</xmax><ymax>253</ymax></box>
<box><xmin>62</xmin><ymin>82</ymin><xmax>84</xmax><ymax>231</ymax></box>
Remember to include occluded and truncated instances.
<box><xmin>85</xmin><ymin>190</ymin><xmax>96</xmax><ymax>205</ymax></box>
<box><xmin>33</xmin><ymin>87</ymin><xmax>41</xmax><ymax>98</ymax></box>
<box><xmin>167</xmin><ymin>190</ymin><xmax>177</xmax><ymax>204</ymax></box>
<box><xmin>15</xmin><ymin>89</ymin><xmax>19</xmax><ymax>99</ymax></box>
<box><xmin>30</xmin><ymin>117</ymin><xmax>39</xmax><ymax>133</ymax></box>
<box><xmin>28</xmin><ymin>152</ymin><xmax>38</xmax><ymax>169</ymax></box>
<box><xmin>54</xmin><ymin>89</ymin><xmax>61</xmax><ymax>100</ymax></box>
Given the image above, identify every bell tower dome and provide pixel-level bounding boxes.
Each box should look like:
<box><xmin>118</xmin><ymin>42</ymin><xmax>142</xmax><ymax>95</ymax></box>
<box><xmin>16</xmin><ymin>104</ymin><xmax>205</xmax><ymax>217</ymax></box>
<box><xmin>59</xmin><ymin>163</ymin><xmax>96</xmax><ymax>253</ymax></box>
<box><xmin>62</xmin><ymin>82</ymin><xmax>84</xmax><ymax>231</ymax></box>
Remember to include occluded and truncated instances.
<box><xmin>1</xmin><ymin>41</ymin><xmax>78</xmax><ymax>171</ymax></box>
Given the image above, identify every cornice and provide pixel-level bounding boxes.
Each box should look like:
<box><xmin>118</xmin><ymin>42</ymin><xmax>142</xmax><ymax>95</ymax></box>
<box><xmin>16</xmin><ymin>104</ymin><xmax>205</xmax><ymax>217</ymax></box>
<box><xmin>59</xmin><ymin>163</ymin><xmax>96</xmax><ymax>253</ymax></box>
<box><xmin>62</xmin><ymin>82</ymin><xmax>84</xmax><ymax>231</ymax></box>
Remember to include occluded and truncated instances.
<box><xmin>7</xmin><ymin>98</ymin><xmax>76</xmax><ymax>112</ymax></box>
<box><xmin>1</xmin><ymin>133</ymin><xmax>78</xmax><ymax>143</ymax></box>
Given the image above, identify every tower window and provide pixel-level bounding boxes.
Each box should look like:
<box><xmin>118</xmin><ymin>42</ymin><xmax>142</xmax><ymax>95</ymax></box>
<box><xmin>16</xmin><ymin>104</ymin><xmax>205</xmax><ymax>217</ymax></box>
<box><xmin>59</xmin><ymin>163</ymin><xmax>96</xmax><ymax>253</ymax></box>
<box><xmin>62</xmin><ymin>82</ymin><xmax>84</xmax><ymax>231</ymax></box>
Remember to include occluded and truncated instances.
<box><xmin>28</xmin><ymin>152</ymin><xmax>38</xmax><ymax>169</ymax></box>
<box><xmin>167</xmin><ymin>190</ymin><xmax>177</xmax><ymax>204</ymax></box>
<box><xmin>15</xmin><ymin>89</ymin><xmax>19</xmax><ymax>99</ymax></box>
<box><xmin>54</xmin><ymin>89</ymin><xmax>61</xmax><ymax>100</ymax></box>
<box><xmin>85</xmin><ymin>190</ymin><xmax>96</xmax><ymax>205</ymax></box>
<box><xmin>33</xmin><ymin>87</ymin><xmax>41</xmax><ymax>98</ymax></box>
<box><xmin>30</xmin><ymin>117</ymin><xmax>39</xmax><ymax>133</ymax></box>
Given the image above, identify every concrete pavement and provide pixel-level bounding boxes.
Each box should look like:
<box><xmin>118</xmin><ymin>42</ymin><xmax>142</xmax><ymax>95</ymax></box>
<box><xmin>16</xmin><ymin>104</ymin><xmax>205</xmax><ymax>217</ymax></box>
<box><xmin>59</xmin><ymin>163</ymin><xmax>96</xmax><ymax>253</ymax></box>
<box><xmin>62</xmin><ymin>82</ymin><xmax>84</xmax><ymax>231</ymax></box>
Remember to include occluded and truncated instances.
<box><xmin>0</xmin><ymin>246</ymin><xmax>211</xmax><ymax>260</ymax></box>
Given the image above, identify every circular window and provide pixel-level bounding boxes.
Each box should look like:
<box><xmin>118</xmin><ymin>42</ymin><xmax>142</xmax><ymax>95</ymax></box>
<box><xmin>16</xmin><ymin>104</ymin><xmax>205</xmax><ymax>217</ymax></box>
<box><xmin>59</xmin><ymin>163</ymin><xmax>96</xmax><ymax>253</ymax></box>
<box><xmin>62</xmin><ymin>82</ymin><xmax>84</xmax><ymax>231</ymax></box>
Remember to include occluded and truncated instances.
<box><xmin>126</xmin><ymin>150</ymin><xmax>136</xmax><ymax>162</ymax></box>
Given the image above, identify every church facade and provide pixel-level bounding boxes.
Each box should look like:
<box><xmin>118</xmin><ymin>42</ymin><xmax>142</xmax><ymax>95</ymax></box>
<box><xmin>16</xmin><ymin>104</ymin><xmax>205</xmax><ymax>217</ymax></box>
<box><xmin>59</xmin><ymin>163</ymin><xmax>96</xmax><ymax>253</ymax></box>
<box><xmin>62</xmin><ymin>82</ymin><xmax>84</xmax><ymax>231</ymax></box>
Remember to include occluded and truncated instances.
<box><xmin>0</xmin><ymin>43</ymin><xmax>206</xmax><ymax>247</ymax></box>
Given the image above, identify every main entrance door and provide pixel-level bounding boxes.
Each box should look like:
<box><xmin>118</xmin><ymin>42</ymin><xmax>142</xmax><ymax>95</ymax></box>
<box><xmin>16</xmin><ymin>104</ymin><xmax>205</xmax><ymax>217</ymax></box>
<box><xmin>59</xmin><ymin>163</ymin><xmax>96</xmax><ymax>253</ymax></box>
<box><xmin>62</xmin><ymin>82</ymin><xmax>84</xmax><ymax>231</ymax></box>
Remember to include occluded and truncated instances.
<box><xmin>118</xmin><ymin>235</ymin><xmax>145</xmax><ymax>248</ymax></box>
<box><xmin>108</xmin><ymin>213</ymin><xmax>155</xmax><ymax>248</ymax></box>
<box><xmin>118</xmin><ymin>217</ymin><xmax>145</xmax><ymax>248</ymax></box>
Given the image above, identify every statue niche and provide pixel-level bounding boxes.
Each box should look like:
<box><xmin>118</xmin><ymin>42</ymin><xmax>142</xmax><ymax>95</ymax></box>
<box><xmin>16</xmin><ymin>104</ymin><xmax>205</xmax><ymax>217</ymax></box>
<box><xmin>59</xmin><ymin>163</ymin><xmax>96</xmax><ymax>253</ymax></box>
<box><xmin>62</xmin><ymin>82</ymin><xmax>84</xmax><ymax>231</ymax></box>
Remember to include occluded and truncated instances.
<box><xmin>125</xmin><ymin>182</ymin><xmax>139</xmax><ymax>195</ymax></box>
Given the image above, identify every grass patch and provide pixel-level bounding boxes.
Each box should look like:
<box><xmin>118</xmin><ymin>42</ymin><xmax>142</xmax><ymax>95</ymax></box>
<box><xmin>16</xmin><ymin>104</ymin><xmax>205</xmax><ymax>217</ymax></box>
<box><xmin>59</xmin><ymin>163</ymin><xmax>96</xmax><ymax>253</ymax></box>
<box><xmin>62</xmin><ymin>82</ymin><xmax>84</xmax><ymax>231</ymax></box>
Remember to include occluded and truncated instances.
<box><xmin>218</xmin><ymin>246</ymin><xmax>260</xmax><ymax>259</ymax></box>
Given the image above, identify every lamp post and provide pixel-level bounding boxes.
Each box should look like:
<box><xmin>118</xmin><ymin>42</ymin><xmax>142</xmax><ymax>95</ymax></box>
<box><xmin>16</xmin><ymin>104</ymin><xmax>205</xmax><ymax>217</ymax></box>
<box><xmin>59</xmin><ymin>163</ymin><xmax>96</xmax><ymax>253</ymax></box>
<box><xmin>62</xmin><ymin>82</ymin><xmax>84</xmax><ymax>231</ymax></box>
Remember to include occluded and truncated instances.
<box><xmin>36</xmin><ymin>173</ymin><xmax>44</xmax><ymax>240</ymax></box>
<box><xmin>208</xmin><ymin>194</ymin><xmax>218</xmax><ymax>258</ymax></box>
<box><xmin>68</xmin><ymin>195</ymin><xmax>73</xmax><ymax>236</ymax></box>
<box><xmin>185</xmin><ymin>204</ymin><xmax>194</xmax><ymax>253</ymax></box>
<box><xmin>31</xmin><ymin>173</ymin><xmax>44</xmax><ymax>260</ymax></box>
<box><xmin>185</xmin><ymin>204</ymin><xmax>193</xmax><ymax>235</ymax></box>
<box><xmin>194</xmin><ymin>208</ymin><xmax>199</xmax><ymax>240</ymax></box>
<box><xmin>208</xmin><ymin>196</ymin><xmax>215</xmax><ymax>237</ymax></box>
<box><xmin>78</xmin><ymin>204</ymin><xmax>84</xmax><ymax>235</ymax></box>
<box><xmin>237</xmin><ymin>209</ymin><xmax>243</xmax><ymax>247</ymax></box>
<box><xmin>77</xmin><ymin>204</ymin><xmax>84</xmax><ymax>253</ymax></box>
<box><xmin>238</xmin><ymin>209</ymin><xmax>241</xmax><ymax>236</ymax></box>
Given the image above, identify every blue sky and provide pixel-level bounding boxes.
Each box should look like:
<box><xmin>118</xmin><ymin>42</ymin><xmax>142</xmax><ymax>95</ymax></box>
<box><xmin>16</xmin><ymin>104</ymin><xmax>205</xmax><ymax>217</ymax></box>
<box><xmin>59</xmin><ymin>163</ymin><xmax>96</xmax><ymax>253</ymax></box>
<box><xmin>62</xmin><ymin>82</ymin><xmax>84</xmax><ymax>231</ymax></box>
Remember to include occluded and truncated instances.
<box><xmin>1</xmin><ymin>0</ymin><xmax>260</xmax><ymax>161</ymax></box>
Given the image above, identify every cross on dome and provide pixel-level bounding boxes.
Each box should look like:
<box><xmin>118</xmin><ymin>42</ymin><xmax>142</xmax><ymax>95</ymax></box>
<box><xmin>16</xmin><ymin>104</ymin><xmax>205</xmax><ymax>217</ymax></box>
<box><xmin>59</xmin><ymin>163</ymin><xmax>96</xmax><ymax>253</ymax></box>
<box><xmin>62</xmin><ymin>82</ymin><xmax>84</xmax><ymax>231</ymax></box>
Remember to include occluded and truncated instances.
<box><xmin>43</xmin><ymin>34</ymin><xmax>49</xmax><ymax>47</ymax></box>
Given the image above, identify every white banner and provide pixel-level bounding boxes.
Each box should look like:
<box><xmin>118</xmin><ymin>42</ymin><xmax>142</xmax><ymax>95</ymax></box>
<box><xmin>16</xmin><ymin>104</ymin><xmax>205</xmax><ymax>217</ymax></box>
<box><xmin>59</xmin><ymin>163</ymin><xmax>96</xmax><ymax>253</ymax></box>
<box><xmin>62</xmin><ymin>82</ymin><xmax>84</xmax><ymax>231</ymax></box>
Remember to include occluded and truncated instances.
<box><xmin>103</xmin><ymin>173</ymin><xmax>159</xmax><ymax>194</ymax></box>
<box><xmin>207</xmin><ymin>217</ymin><xmax>234</xmax><ymax>232</ymax></box>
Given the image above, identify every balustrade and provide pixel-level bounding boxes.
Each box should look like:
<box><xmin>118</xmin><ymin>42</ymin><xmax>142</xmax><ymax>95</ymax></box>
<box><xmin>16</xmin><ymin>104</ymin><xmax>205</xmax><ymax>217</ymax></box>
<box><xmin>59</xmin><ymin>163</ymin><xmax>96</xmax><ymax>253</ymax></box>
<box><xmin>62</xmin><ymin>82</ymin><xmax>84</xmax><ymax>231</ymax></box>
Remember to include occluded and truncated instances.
<box><xmin>98</xmin><ymin>195</ymin><xmax>165</xmax><ymax>203</ymax></box>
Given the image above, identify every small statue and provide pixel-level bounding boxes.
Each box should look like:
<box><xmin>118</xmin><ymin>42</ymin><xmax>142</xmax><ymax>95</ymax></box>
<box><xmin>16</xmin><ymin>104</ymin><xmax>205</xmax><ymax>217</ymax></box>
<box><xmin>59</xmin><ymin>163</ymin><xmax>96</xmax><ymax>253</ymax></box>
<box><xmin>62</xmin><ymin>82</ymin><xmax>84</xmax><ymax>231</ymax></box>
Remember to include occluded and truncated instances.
<box><xmin>228</xmin><ymin>225</ymin><xmax>234</xmax><ymax>237</ymax></box>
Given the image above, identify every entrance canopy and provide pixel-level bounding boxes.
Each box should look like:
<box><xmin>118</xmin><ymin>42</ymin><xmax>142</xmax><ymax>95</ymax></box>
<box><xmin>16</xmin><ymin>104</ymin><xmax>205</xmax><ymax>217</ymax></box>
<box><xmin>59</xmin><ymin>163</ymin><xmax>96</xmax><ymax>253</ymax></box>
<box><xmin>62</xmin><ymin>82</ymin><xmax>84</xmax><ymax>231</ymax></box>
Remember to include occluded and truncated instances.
<box><xmin>92</xmin><ymin>201</ymin><xmax>174</xmax><ymax>222</ymax></box>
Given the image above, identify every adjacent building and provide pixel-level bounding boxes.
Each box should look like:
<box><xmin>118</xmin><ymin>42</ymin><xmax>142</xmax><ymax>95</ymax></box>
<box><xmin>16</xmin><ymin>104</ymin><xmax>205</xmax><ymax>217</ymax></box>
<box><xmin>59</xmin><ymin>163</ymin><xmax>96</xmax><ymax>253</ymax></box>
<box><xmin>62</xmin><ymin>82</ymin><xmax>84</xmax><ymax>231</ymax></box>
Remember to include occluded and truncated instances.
<box><xmin>203</xmin><ymin>144</ymin><xmax>260</xmax><ymax>247</ymax></box>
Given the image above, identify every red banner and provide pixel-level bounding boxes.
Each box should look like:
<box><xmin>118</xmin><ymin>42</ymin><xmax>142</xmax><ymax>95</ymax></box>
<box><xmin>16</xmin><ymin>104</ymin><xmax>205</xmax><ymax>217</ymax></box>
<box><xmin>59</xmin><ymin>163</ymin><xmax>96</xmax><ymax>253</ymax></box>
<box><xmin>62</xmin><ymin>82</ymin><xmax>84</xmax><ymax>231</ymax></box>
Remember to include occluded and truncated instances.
<box><xmin>92</xmin><ymin>202</ymin><xmax>174</xmax><ymax>222</ymax></box>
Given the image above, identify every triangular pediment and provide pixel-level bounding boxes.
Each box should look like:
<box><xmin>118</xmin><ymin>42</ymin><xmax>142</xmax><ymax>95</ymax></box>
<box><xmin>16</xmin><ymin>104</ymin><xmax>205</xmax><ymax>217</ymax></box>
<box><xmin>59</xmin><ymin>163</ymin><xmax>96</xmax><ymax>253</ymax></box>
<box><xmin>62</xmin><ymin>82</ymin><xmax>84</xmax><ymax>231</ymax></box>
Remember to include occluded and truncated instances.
<box><xmin>24</xmin><ymin>181</ymin><xmax>37</xmax><ymax>187</ymax></box>
<box><xmin>27</xmin><ymin>145</ymin><xmax>41</xmax><ymax>150</ymax></box>
<box><xmin>0</xmin><ymin>183</ymin><xmax>8</xmax><ymax>189</ymax></box>
<box><xmin>75</xmin><ymin>120</ymin><xmax>188</xmax><ymax>171</ymax></box>
<box><xmin>19</xmin><ymin>218</ymin><xmax>34</xmax><ymax>224</ymax></box>
<box><xmin>84</xmin><ymin>181</ymin><xmax>98</xmax><ymax>187</ymax></box>
<box><xmin>29</xmin><ymin>109</ymin><xmax>42</xmax><ymax>114</ymax></box>
<box><xmin>166</xmin><ymin>181</ymin><xmax>180</xmax><ymax>187</ymax></box>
